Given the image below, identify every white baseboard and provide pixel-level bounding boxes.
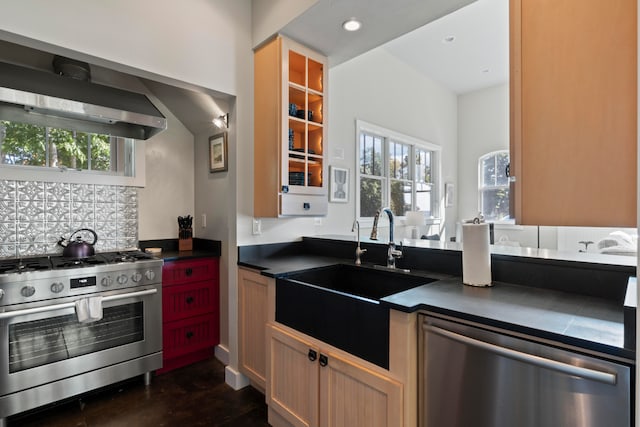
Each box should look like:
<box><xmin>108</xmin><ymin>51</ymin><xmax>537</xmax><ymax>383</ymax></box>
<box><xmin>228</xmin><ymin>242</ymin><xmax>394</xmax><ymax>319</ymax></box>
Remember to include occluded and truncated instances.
<box><xmin>214</xmin><ymin>344</ymin><xmax>230</xmax><ymax>365</ymax></box>
<box><xmin>225</xmin><ymin>365</ymin><xmax>251</xmax><ymax>390</ymax></box>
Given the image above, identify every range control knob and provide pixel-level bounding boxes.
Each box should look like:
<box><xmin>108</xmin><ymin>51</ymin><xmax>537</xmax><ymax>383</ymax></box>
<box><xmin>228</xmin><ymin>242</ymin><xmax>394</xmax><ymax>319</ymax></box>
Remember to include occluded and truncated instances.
<box><xmin>21</xmin><ymin>286</ymin><xmax>36</xmax><ymax>297</ymax></box>
<box><xmin>0</xmin><ymin>289</ymin><xmax>4</xmax><ymax>300</ymax></box>
<box><xmin>131</xmin><ymin>272</ymin><xmax>142</xmax><ymax>283</ymax></box>
<box><xmin>50</xmin><ymin>282</ymin><xmax>65</xmax><ymax>293</ymax></box>
<box><xmin>144</xmin><ymin>270</ymin><xmax>156</xmax><ymax>281</ymax></box>
<box><xmin>101</xmin><ymin>276</ymin><xmax>114</xmax><ymax>287</ymax></box>
<box><xmin>117</xmin><ymin>274</ymin><xmax>128</xmax><ymax>285</ymax></box>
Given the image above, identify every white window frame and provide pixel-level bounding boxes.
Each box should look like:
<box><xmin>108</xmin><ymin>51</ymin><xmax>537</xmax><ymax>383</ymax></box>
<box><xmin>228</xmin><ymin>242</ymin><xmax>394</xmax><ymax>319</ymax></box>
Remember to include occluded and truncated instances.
<box><xmin>0</xmin><ymin>121</ymin><xmax>145</xmax><ymax>186</ymax></box>
<box><xmin>478</xmin><ymin>149</ymin><xmax>512</xmax><ymax>224</ymax></box>
<box><xmin>355</xmin><ymin>119</ymin><xmax>441</xmax><ymax>225</ymax></box>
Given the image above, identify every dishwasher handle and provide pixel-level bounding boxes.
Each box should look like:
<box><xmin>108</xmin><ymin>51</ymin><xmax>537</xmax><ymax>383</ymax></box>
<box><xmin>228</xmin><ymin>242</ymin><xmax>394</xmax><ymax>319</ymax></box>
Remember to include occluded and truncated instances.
<box><xmin>424</xmin><ymin>323</ymin><xmax>617</xmax><ymax>385</ymax></box>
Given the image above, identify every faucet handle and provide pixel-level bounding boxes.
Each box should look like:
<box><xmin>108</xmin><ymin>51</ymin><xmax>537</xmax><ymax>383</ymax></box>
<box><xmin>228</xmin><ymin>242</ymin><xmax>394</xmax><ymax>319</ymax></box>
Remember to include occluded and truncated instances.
<box><xmin>390</xmin><ymin>241</ymin><xmax>403</xmax><ymax>258</ymax></box>
<box><xmin>355</xmin><ymin>246</ymin><xmax>367</xmax><ymax>265</ymax></box>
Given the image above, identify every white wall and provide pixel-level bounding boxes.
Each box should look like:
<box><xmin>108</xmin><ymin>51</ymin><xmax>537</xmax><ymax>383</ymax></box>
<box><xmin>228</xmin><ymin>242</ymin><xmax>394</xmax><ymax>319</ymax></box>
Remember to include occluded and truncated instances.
<box><xmin>193</xmin><ymin>97</ymin><xmax>233</xmax><ymax>349</ymax></box>
<box><xmin>138</xmin><ymin>94</ymin><xmax>196</xmax><ymax>241</ymax></box>
<box><xmin>0</xmin><ymin>0</ymin><xmax>246</xmax><ymax>96</ymax></box>
<box><xmin>326</xmin><ymin>47</ymin><xmax>459</xmax><ymax>240</ymax></box>
<box><xmin>457</xmin><ymin>83</ymin><xmax>509</xmax><ymax>220</ymax></box>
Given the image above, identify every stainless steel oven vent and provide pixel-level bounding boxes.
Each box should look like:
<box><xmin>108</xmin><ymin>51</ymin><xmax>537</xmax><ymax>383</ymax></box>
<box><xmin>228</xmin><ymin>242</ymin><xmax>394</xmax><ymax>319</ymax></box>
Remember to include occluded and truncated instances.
<box><xmin>0</xmin><ymin>58</ymin><xmax>167</xmax><ymax>140</ymax></box>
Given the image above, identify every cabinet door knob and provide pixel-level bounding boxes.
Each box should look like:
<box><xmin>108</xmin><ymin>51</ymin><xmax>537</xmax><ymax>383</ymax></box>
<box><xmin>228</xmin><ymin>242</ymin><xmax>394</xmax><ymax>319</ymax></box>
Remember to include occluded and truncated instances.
<box><xmin>186</xmin><ymin>331</ymin><xmax>194</xmax><ymax>339</ymax></box>
<box><xmin>186</xmin><ymin>296</ymin><xmax>194</xmax><ymax>304</ymax></box>
<box><xmin>308</xmin><ymin>349</ymin><xmax>318</xmax><ymax>362</ymax></box>
<box><xmin>185</xmin><ymin>268</ymin><xmax>193</xmax><ymax>276</ymax></box>
<box><xmin>319</xmin><ymin>354</ymin><xmax>328</xmax><ymax>367</ymax></box>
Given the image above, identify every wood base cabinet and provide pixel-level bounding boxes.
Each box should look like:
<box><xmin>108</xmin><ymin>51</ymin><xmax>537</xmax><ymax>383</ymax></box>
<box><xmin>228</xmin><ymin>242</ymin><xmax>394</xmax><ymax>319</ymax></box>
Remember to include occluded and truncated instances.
<box><xmin>238</xmin><ymin>267</ymin><xmax>271</xmax><ymax>390</ymax></box>
<box><xmin>159</xmin><ymin>257</ymin><xmax>220</xmax><ymax>374</ymax></box>
<box><xmin>267</xmin><ymin>324</ymin><xmax>403</xmax><ymax>427</ymax></box>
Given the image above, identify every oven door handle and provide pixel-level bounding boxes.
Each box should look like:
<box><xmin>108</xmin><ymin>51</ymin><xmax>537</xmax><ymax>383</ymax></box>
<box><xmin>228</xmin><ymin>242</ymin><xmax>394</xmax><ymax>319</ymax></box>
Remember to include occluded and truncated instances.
<box><xmin>0</xmin><ymin>288</ymin><xmax>158</xmax><ymax>320</ymax></box>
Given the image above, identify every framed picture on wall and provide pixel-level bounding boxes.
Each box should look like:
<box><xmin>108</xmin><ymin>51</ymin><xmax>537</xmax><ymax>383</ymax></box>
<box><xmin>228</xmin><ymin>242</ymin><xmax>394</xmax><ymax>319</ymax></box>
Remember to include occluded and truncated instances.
<box><xmin>445</xmin><ymin>182</ymin><xmax>454</xmax><ymax>208</ymax></box>
<box><xmin>329</xmin><ymin>166</ymin><xmax>349</xmax><ymax>203</ymax></box>
<box><xmin>209</xmin><ymin>133</ymin><xmax>228</xmax><ymax>172</ymax></box>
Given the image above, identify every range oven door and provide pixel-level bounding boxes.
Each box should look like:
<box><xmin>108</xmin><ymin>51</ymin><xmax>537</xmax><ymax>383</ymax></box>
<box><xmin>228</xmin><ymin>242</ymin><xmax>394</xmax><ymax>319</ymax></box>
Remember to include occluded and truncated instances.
<box><xmin>0</xmin><ymin>284</ymin><xmax>162</xmax><ymax>396</ymax></box>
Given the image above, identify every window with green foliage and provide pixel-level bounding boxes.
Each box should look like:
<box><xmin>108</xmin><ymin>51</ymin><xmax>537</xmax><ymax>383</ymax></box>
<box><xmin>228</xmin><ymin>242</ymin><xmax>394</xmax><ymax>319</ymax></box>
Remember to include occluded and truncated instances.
<box><xmin>478</xmin><ymin>150</ymin><xmax>510</xmax><ymax>221</ymax></box>
<box><xmin>0</xmin><ymin>120</ymin><xmax>129</xmax><ymax>174</ymax></box>
<box><xmin>357</xmin><ymin>120</ymin><xmax>439</xmax><ymax>219</ymax></box>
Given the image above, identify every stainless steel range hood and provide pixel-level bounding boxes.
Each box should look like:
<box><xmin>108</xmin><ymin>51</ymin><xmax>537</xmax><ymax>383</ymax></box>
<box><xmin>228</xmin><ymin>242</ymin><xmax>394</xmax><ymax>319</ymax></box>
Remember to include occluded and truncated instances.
<box><xmin>0</xmin><ymin>60</ymin><xmax>167</xmax><ymax>140</ymax></box>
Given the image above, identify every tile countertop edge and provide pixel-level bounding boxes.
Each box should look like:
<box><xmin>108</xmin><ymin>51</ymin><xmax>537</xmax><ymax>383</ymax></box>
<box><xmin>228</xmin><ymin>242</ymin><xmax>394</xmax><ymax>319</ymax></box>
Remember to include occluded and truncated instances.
<box><xmin>381</xmin><ymin>278</ymin><xmax>635</xmax><ymax>363</ymax></box>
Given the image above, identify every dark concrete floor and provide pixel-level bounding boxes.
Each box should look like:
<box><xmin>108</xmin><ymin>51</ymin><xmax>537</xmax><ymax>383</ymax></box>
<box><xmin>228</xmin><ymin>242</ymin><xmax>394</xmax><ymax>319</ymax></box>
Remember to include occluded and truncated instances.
<box><xmin>9</xmin><ymin>358</ymin><xmax>270</xmax><ymax>427</ymax></box>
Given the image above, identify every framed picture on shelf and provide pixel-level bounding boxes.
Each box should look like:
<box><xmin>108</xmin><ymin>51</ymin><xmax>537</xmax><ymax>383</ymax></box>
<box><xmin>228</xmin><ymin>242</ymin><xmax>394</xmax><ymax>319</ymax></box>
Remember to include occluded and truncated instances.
<box><xmin>209</xmin><ymin>133</ymin><xmax>228</xmax><ymax>173</ymax></box>
<box><xmin>329</xmin><ymin>166</ymin><xmax>349</xmax><ymax>203</ymax></box>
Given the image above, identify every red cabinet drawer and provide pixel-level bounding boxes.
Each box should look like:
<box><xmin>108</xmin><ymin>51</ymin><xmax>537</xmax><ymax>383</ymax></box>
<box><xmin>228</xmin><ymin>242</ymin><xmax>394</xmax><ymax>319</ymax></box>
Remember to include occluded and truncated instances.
<box><xmin>162</xmin><ymin>258</ymin><xmax>219</xmax><ymax>286</ymax></box>
<box><xmin>162</xmin><ymin>280</ymin><xmax>218</xmax><ymax>323</ymax></box>
<box><xmin>162</xmin><ymin>314</ymin><xmax>219</xmax><ymax>360</ymax></box>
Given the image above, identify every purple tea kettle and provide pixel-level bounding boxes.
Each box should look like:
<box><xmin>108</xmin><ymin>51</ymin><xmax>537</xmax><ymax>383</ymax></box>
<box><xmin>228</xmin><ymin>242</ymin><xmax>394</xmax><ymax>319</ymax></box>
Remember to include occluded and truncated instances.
<box><xmin>57</xmin><ymin>228</ymin><xmax>98</xmax><ymax>258</ymax></box>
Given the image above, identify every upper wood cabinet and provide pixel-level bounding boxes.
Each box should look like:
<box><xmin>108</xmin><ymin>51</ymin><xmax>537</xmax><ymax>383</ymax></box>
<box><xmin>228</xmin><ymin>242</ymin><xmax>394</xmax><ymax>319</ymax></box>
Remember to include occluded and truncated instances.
<box><xmin>509</xmin><ymin>0</ymin><xmax>637</xmax><ymax>226</ymax></box>
<box><xmin>254</xmin><ymin>35</ymin><xmax>328</xmax><ymax>218</ymax></box>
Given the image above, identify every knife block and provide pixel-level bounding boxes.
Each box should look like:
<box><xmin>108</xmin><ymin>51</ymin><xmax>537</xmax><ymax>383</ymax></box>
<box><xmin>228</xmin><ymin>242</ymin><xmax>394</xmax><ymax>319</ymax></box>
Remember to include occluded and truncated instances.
<box><xmin>178</xmin><ymin>228</ymin><xmax>193</xmax><ymax>251</ymax></box>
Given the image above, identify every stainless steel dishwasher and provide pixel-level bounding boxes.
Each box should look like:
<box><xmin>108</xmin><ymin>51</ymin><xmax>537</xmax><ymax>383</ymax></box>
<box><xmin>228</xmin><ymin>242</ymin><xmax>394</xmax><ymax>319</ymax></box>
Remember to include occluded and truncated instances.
<box><xmin>420</xmin><ymin>315</ymin><xmax>631</xmax><ymax>427</ymax></box>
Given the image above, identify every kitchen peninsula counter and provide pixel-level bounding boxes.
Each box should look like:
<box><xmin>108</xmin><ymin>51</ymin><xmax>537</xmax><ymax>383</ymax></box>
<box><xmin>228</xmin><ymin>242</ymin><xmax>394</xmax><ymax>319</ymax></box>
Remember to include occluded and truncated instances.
<box><xmin>383</xmin><ymin>277</ymin><xmax>632</xmax><ymax>362</ymax></box>
<box><xmin>238</xmin><ymin>236</ymin><xmax>636</xmax><ymax>362</ymax></box>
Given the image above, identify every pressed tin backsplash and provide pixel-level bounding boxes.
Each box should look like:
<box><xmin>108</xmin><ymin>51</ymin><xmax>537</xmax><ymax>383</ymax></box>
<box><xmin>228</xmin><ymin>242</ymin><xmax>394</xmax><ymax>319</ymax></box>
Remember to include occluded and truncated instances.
<box><xmin>0</xmin><ymin>180</ymin><xmax>138</xmax><ymax>258</ymax></box>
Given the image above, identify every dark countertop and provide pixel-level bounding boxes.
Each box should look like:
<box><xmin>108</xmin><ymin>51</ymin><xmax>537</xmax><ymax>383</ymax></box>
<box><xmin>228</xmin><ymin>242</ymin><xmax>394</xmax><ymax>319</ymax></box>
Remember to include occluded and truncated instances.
<box><xmin>238</xmin><ymin>245</ymin><xmax>633</xmax><ymax>363</ymax></box>
<box><xmin>238</xmin><ymin>255</ymin><xmax>346</xmax><ymax>277</ymax></box>
<box><xmin>382</xmin><ymin>277</ymin><xmax>632</xmax><ymax>361</ymax></box>
<box><xmin>139</xmin><ymin>238</ymin><xmax>221</xmax><ymax>261</ymax></box>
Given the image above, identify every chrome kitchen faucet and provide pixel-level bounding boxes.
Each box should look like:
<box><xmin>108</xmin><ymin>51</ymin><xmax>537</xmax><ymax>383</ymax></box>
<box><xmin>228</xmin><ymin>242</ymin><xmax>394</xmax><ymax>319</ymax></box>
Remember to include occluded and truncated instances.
<box><xmin>370</xmin><ymin>207</ymin><xmax>402</xmax><ymax>268</ymax></box>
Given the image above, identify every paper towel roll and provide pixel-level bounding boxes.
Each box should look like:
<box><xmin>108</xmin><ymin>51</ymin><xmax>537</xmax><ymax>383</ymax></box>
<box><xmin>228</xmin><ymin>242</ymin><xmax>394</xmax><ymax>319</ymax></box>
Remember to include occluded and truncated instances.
<box><xmin>462</xmin><ymin>223</ymin><xmax>492</xmax><ymax>287</ymax></box>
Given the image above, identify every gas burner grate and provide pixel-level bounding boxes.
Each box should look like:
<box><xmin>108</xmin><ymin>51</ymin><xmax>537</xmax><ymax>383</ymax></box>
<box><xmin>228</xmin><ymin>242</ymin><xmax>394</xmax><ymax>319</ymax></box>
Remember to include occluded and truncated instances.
<box><xmin>0</xmin><ymin>257</ymin><xmax>52</xmax><ymax>274</ymax></box>
<box><xmin>50</xmin><ymin>256</ymin><xmax>107</xmax><ymax>269</ymax></box>
<box><xmin>100</xmin><ymin>251</ymin><xmax>156</xmax><ymax>264</ymax></box>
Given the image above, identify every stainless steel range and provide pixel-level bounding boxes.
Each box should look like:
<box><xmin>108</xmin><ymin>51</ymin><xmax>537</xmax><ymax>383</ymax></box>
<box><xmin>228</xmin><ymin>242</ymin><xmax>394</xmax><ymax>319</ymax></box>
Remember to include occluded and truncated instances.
<box><xmin>0</xmin><ymin>251</ymin><xmax>163</xmax><ymax>426</ymax></box>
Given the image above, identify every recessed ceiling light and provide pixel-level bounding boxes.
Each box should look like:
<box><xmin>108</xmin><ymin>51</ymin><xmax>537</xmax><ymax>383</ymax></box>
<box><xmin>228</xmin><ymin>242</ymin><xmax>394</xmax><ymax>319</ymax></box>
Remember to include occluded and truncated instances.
<box><xmin>442</xmin><ymin>35</ymin><xmax>456</xmax><ymax>43</ymax></box>
<box><xmin>342</xmin><ymin>18</ymin><xmax>362</xmax><ymax>32</ymax></box>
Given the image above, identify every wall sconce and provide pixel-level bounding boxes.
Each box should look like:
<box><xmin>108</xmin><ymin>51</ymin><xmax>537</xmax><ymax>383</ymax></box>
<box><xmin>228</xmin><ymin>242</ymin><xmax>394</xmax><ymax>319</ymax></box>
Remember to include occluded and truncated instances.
<box><xmin>213</xmin><ymin>113</ymin><xmax>229</xmax><ymax>129</ymax></box>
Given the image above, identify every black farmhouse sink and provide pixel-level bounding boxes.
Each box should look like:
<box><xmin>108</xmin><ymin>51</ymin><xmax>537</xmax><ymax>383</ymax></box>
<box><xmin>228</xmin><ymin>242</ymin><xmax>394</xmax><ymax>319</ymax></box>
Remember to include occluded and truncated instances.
<box><xmin>276</xmin><ymin>263</ymin><xmax>434</xmax><ymax>368</ymax></box>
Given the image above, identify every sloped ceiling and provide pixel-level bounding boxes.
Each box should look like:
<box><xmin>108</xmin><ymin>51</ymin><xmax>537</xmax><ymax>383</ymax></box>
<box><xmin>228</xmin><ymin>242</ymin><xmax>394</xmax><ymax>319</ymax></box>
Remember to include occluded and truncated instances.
<box><xmin>280</xmin><ymin>0</ymin><xmax>476</xmax><ymax>66</ymax></box>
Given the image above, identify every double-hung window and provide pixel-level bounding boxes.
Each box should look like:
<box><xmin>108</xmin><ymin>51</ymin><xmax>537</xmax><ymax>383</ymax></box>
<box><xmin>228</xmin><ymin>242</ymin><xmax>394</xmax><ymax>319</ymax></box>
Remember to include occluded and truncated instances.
<box><xmin>357</xmin><ymin>120</ymin><xmax>440</xmax><ymax>220</ymax></box>
<box><xmin>478</xmin><ymin>150</ymin><xmax>510</xmax><ymax>221</ymax></box>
